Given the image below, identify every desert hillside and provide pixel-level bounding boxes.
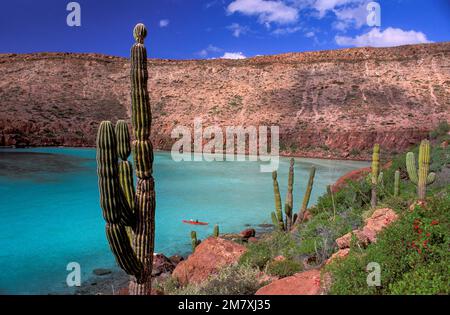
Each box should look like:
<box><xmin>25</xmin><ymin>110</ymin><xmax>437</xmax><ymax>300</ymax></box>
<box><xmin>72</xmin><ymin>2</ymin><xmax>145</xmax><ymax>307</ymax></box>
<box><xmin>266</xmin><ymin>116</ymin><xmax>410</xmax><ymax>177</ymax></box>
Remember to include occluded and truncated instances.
<box><xmin>0</xmin><ymin>42</ymin><xmax>449</xmax><ymax>159</ymax></box>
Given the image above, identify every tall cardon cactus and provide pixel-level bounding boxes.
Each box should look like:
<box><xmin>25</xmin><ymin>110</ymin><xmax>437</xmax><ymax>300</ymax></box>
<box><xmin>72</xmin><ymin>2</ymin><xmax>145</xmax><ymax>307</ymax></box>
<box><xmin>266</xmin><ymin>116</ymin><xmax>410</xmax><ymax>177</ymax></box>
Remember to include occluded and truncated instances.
<box><xmin>284</xmin><ymin>158</ymin><xmax>294</xmax><ymax>230</ymax></box>
<box><xmin>406</xmin><ymin>140</ymin><xmax>436</xmax><ymax>200</ymax></box>
<box><xmin>96</xmin><ymin>23</ymin><xmax>155</xmax><ymax>295</ymax></box>
<box><xmin>271</xmin><ymin>171</ymin><xmax>285</xmax><ymax>230</ymax></box>
<box><xmin>370</xmin><ymin>144</ymin><xmax>383</xmax><ymax>208</ymax></box>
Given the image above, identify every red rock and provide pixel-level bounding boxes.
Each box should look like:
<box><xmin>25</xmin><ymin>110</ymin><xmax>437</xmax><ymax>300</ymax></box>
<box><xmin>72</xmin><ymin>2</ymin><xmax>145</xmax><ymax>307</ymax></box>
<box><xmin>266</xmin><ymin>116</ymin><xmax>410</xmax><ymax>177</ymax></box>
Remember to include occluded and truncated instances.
<box><xmin>336</xmin><ymin>230</ymin><xmax>369</xmax><ymax>249</ymax></box>
<box><xmin>169</xmin><ymin>255</ymin><xmax>184</xmax><ymax>265</ymax></box>
<box><xmin>325</xmin><ymin>248</ymin><xmax>350</xmax><ymax>265</ymax></box>
<box><xmin>172</xmin><ymin>237</ymin><xmax>247</xmax><ymax>286</ymax></box>
<box><xmin>301</xmin><ymin>210</ymin><xmax>313</xmax><ymax>223</ymax></box>
<box><xmin>152</xmin><ymin>253</ymin><xmax>176</xmax><ymax>276</ymax></box>
<box><xmin>247</xmin><ymin>237</ymin><xmax>258</xmax><ymax>243</ymax></box>
<box><xmin>255</xmin><ymin>269</ymin><xmax>322</xmax><ymax>295</ymax></box>
<box><xmin>362</xmin><ymin>208</ymin><xmax>398</xmax><ymax>243</ymax></box>
<box><xmin>335</xmin><ymin>232</ymin><xmax>352</xmax><ymax>249</ymax></box>
<box><xmin>273</xmin><ymin>255</ymin><xmax>286</xmax><ymax>262</ymax></box>
<box><xmin>240</xmin><ymin>228</ymin><xmax>256</xmax><ymax>238</ymax></box>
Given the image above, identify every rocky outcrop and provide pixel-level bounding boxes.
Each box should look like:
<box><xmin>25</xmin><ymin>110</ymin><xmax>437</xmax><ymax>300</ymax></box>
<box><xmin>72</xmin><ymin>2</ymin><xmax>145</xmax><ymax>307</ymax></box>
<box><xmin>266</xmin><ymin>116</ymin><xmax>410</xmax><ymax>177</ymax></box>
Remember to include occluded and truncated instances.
<box><xmin>258</xmin><ymin>207</ymin><xmax>399</xmax><ymax>295</ymax></box>
<box><xmin>240</xmin><ymin>228</ymin><xmax>256</xmax><ymax>239</ymax></box>
<box><xmin>255</xmin><ymin>269</ymin><xmax>323</xmax><ymax>295</ymax></box>
<box><xmin>1</xmin><ymin>42</ymin><xmax>449</xmax><ymax>159</ymax></box>
<box><xmin>172</xmin><ymin>237</ymin><xmax>247</xmax><ymax>286</ymax></box>
<box><xmin>327</xmin><ymin>208</ymin><xmax>398</xmax><ymax>266</ymax></box>
<box><xmin>152</xmin><ymin>253</ymin><xmax>177</xmax><ymax>277</ymax></box>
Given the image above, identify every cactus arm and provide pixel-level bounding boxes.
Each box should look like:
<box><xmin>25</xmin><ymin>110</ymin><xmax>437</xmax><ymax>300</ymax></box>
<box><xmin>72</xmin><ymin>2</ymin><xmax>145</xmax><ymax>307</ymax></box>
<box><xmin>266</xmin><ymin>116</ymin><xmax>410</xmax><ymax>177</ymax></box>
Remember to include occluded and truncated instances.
<box><xmin>116</xmin><ymin>120</ymin><xmax>136</xmax><ymax>214</ymax></box>
<box><xmin>106</xmin><ymin>223</ymin><xmax>143</xmax><ymax>277</ymax></box>
<box><xmin>296</xmin><ymin>166</ymin><xmax>316</xmax><ymax>223</ymax></box>
<box><xmin>96</xmin><ymin>121</ymin><xmax>142</xmax><ymax>276</ymax></box>
<box><xmin>394</xmin><ymin>170</ymin><xmax>400</xmax><ymax>197</ymax></box>
<box><xmin>406</xmin><ymin>152</ymin><xmax>418</xmax><ymax>184</ymax></box>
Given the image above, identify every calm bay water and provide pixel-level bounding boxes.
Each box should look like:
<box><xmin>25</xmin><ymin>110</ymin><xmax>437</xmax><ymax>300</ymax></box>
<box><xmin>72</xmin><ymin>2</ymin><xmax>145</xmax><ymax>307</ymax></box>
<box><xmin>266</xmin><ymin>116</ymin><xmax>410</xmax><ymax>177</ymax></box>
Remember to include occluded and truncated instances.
<box><xmin>0</xmin><ymin>148</ymin><xmax>368</xmax><ymax>294</ymax></box>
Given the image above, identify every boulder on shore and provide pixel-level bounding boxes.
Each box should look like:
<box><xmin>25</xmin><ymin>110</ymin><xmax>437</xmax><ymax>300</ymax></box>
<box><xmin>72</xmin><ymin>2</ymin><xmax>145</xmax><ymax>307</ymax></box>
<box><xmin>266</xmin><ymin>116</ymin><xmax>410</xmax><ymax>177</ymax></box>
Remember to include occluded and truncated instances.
<box><xmin>172</xmin><ymin>237</ymin><xmax>247</xmax><ymax>286</ymax></box>
<box><xmin>255</xmin><ymin>269</ymin><xmax>323</xmax><ymax>295</ymax></box>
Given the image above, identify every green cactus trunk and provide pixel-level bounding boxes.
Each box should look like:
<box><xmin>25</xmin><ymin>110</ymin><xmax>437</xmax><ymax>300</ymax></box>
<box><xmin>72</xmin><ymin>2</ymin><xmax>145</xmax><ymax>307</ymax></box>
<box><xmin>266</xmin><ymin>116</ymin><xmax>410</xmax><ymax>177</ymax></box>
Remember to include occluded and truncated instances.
<box><xmin>370</xmin><ymin>144</ymin><xmax>380</xmax><ymax>208</ymax></box>
<box><xmin>284</xmin><ymin>158</ymin><xmax>294</xmax><ymax>230</ymax></box>
<box><xmin>296</xmin><ymin>166</ymin><xmax>315</xmax><ymax>224</ymax></box>
<box><xmin>96</xmin><ymin>23</ymin><xmax>155</xmax><ymax>295</ymax></box>
<box><xmin>272</xmin><ymin>171</ymin><xmax>285</xmax><ymax>230</ymax></box>
<box><xmin>406</xmin><ymin>140</ymin><xmax>436</xmax><ymax>200</ymax></box>
<box><xmin>394</xmin><ymin>170</ymin><xmax>400</xmax><ymax>197</ymax></box>
<box><xmin>213</xmin><ymin>224</ymin><xmax>219</xmax><ymax>237</ymax></box>
<box><xmin>191</xmin><ymin>231</ymin><xmax>201</xmax><ymax>251</ymax></box>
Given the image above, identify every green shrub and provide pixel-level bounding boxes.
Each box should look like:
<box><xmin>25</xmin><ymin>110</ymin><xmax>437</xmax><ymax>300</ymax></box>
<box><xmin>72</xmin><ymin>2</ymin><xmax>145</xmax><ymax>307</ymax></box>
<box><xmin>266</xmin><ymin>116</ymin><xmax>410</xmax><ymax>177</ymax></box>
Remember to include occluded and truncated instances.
<box><xmin>239</xmin><ymin>232</ymin><xmax>300</xmax><ymax>269</ymax></box>
<box><xmin>160</xmin><ymin>264</ymin><xmax>265</xmax><ymax>295</ymax></box>
<box><xmin>266</xmin><ymin>259</ymin><xmax>302</xmax><ymax>278</ymax></box>
<box><xmin>430</xmin><ymin>121</ymin><xmax>449</xmax><ymax>139</ymax></box>
<box><xmin>326</xmin><ymin>193</ymin><xmax>449</xmax><ymax>295</ymax></box>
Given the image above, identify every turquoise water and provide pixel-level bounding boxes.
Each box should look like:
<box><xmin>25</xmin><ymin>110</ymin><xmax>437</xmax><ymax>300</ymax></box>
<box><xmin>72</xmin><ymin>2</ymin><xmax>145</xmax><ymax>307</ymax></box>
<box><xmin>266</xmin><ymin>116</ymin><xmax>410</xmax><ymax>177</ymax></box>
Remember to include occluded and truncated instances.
<box><xmin>0</xmin><ymin>148</ymin><xmax>368</xmax><ymax>294</ymax></box>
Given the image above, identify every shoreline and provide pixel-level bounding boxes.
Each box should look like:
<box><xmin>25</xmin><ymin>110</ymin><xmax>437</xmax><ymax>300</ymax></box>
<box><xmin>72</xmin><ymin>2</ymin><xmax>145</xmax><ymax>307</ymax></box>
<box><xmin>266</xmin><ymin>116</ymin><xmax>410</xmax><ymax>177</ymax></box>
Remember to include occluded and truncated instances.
<box><xmin>0</xmin><ymin>145</ymin><xmax>372</xmax><ymax>163</ymax></box>
<box><xmin>75</xmin><ymin>223</ymin><xmax>275</xmax><ymax>295</ymax></box>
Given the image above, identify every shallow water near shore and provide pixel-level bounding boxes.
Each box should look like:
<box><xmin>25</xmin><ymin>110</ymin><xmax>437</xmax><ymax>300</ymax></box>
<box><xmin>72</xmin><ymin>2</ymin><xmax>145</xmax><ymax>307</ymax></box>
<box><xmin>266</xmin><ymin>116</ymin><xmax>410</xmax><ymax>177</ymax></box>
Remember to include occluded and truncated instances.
<box><xmin>0</xmin><ymin>148</ymin><xmax>368</xmax><ymax>294</ymax></box>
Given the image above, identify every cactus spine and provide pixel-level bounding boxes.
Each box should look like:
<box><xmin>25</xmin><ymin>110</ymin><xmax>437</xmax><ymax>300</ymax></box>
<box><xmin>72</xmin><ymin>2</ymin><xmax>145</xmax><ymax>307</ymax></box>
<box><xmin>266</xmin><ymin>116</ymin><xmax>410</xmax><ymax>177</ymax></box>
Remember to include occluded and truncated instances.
<box><xmin>284</xmin><ymin>158</ymin><xmax>294</xmax><ymax>230</ymax></box>
<box><xmin>191</xmin><ymin>231</ymin><xmax>201</xmax><ymax>251</ymax></box>
<box><xmin>96</xmin><ymin>23</ymin><xmax>155</xmax><ymax>295</ymax></box>
<box><xmin>370</xmin><ymin>144</ymin><xmax>382</xmax><ymax>208</ymax></box>
<box><xmin>213</xmin><ymin>224</ymin><xmax>219</xmax><ymax>237</ymax></box>
<box><xmin>394</xmin><ymin>170</ymin><xmax>400</xmax><ymax>197</ymax></box>
<box><xmin>295</xmin><ymin>166</ymin><xmax>316</xmax><ymax>224</ymax></box>
<box><xmin>406</xmin><ymin>140</ymin><xmax>436</xmax><ymax>200</ymax></box>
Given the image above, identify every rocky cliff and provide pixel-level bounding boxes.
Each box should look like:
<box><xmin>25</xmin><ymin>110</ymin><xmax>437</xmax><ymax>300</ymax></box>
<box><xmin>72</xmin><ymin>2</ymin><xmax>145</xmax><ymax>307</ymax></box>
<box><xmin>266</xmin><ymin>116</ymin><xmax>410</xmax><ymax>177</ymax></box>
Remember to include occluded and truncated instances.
<box><xmin>1</xmin><ymin>42</ymin><xmax>449</xmax><ymax>159</ymax></box>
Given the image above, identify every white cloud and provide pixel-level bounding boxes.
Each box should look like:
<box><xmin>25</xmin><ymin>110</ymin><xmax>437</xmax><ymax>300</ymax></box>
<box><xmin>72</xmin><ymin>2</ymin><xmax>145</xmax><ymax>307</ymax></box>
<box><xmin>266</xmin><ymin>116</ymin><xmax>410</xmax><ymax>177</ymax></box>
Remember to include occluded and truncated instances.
<box><xmin>335</xmin><ymin>27</ymin><xmax>432</xmax><ymax>47</ymax></box>
<box><xmin>159</xmin><ymin>19</ymin><xmax>170</xmax><ymax>28</ymax></box>
<box><xmin>221</xmin><ymin>52</ymin><xmax>247</xmax><ymax>59</ymax></box>
<box><xmin>305</xmin><ymin>31</ymin><xmax>315</xmax><ymax>38</ymax></box>
<box><xmin>227</xmin><ymin>23</ymin><xmax>250</xmax><ymax>37</ymax></box>
<box><xmin>227</xmin><ymin>0</ymin><xmax>299</xmax><ymax>25</ymax></box>
<box><xmin>272</xmin><ymin>26</ymin><xmax>302</xmax><ymax>35</ymax></box>
<box><xmin>312</xmin><ymin>0</ymin><xmax>365</xmax><ymax>17</ymax></box>
<box><xmin>197</xmin><ymin>44</ymin><xmax>223</xmax><ymax>57</ymax></box>
<box><xmin>332</xmin><ymin>2</ymin><xmax>367</xmax><ymax>31</ymax></box>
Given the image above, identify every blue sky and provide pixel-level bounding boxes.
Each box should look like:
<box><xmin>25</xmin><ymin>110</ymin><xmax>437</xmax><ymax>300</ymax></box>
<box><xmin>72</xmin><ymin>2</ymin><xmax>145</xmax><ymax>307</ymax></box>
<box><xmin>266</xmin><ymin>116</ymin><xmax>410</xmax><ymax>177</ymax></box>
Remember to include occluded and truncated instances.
<box><xmin>0</xmin><ymin>0</ymin><xmax>449</xmax><ymax>59</ymax></box>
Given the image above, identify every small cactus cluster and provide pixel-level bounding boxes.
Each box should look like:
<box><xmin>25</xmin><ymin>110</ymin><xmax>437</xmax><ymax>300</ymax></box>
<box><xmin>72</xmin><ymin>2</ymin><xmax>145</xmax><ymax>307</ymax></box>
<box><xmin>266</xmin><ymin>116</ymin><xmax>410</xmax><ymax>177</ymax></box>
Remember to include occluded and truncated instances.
<box><xmin>271</xmin><ymin>159</ymin><xmax>316</xmax><ymax>231</ymax></box>
<box><xmin>370</xmin><ymin>144</ymin><xmax>383</xmax><ymax>208</ymax></box>
<box><xmin>406</xmin><ymin>140</ymin><xmax>436</xmax><ymax>200</ymax></box>
<box><xmin>96</xmin><ymin>23</ymin><xmax>155</xmax><ymax>295</ymax></box>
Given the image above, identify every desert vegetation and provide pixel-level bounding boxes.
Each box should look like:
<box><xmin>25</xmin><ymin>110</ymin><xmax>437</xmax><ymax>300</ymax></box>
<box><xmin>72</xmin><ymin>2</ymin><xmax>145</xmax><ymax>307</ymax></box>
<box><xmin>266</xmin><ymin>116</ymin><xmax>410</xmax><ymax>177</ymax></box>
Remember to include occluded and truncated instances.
<box><xmin>159</xmin><ymin>122</ymin><xmax>449</xmax><ymax>295</ymax></box>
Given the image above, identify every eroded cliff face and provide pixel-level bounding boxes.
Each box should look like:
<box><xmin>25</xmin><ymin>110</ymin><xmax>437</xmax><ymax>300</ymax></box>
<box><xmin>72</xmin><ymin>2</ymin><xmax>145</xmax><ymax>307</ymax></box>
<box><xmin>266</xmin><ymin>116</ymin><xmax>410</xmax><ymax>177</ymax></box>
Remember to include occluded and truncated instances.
<box><xmin>0</xmin><ymin>42</ymin><xmax>449</xmax><ymax>159</ymax></box>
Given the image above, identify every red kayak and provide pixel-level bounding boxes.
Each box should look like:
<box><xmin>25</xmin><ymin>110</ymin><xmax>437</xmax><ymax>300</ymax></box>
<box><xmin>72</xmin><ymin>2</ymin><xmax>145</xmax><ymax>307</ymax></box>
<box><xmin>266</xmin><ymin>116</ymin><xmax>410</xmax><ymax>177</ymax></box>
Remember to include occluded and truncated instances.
<box><xmin>182</xmin><ymin>220</ymin><xmax>208</xmax><ymax>226</ymax></box>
